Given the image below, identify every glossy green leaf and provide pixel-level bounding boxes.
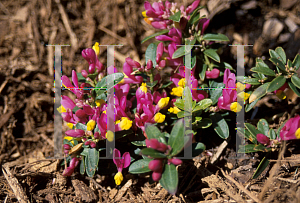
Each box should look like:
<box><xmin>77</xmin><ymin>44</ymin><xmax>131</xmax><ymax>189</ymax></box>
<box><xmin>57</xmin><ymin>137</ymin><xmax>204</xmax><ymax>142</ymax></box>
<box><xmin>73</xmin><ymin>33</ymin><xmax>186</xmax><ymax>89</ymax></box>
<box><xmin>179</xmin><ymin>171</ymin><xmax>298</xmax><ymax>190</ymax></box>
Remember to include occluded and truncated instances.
<box><xmin>80</xmin><ymin>155</ymin><xmax>85</xmax><ymax>175</ymax></box>
<box><xmin>145</xmin><ymin>43</ymin><xmax>157</xmax><ymax>68</ymax></box>
<box><xmin>257</xmin><ymin>119</ymin><xmax>269</xmax><ymax>136</ymax></box>
<box><xmin>268</xmin><ymin>128</ymin><xmax>276</xmax><ymax>140</ymax></box>
<box><xmin>141</xmin><ymin>148</ymin><xmax>167</xmax><ymax>158</ymax></box>
<box><xmin>76</xmin><ymin>123</ymin><xmax>87</xmax><ymax>131</ymax></box>
<box><xmin>243</xmin><ymin>78</ymin><xmax>261</xmax><ymax>85</ymax></box>
<box><xmin>95</xmin><ymin>72</ymin><xmax>124</xmax><ymax>88</ymax></box>
<box><xmin>172</xmin><ymin>46</ymin><xmax>185</xmax><ymax>59</ymax></box>
<box><xmin>160</xmin><ymin>164</ymin><xmax>178</xmax><ymax>195</ymax></box>
<box><xmin>129</xmin><ymin>158</ymin><xmax>152</xmax><ymax>174</ymax></box>
<box><xmin>249</xmin><ymin>82</ymin><xmax>269</xmax><ymax>103</ymax></box>
<box><xmin>288</xmin><ymin>81</ymin><xmax>300</xmax><ymax>97</ymax></box>
<box><xmin>168</xmin><ymin>119</ymin><xmax>185</xmax><ymax>156</ymax></box>
<box><xmin>85</xmin><ymin>148</ymin><xmax>99</xmax><ymax>177</ymax></box>
<box><xmin>245</xmin><ymin>123</ymin><xmax>260</xmax><ymax>144</ymax></box>
<box><xmin>292</xmin><ymin>54</ymin><xmax>300</xmax><ymax>70</ymax></box>
<box><xmin>204</xmin><ymin>49</ymin><xmax>220</xmax><ymax>62</ymax></box>
<box><xmin>209</xmin><ymin>82</ymin><xmax>224</xmax><ymax>105</ymax></box>
<box><xmin>145</xmin><ymin>124</ymin><xmax>162</xmax><ymax>140</ymax></box>
<box><xmin>287</xmin><ymin>59</ymin><xmax>293</xmax><ymax>68</ymax></box>
<box><xmin>183</xmin><ymin>87</ymin><xmax>193</xmax><ymax>112</ymax></box>
<box><xmin>210</xmin><ymin>113</ymin><xmax>229</xmax><ymax>139</ymax></box>
<box><xmin>275</xmin><ymin>47</ymin><xmax>286</xmax><ymax>64</ymax></box>
<box><xmin>197</xmin><ymin>99</ymin><xmax>212</xmax><ymax>110</ymax></box>
<box><xmin>252</xmin><ymin>154</ymin><xmax>270</xmax><ymax>179</ymax></box>
<box><xmin>174</xmin><ymin>99</ymin><xmax>185</xmax><ymax>110</ymax></box>
<box><xmin>202</xmin><ymin>33</ymin><xmax>229</xmax><ymax>41</ymax></box>
<box><xmin>177</xmin><ymin>111</ymin><xmax>185</xmax><ymax>118</ymax></box>
<box><xmin>267</xmin><ymin>76</ymin><xmax>286</xmax><ymax>93</ymax></box>
<box><xmin>245</xmin><ymin>98</ymin><xmax>259</xmax><ymax>112</ymax></box>
<box><xmin>141</xmin><ymin>29</ymin><xmax>169</xmax><ymax>44</ymax></box>
<box><xmin>199</xmin><ymin>63</ymin><xmax>207</xmax><ymax>81</ymax></box>
<box><xmin>269</xmin><ymin>49</ymin><xmax>282</xmax><ymax>62</ymax></box>
<box><xmin>238</xmin><ymin>144</ymin><xmax>269</xmax><ymax>153</ymax></box>
<box><xmin>251</xmin><ymin>63</ymin><xmax>276</xmax><ymax>76</ymax></box>
<box><xmin>269</xmin><ymin>57</ymin><xmax>286</xmax><ymax>72</ymax></box>
<box><xmin>237</xmin><ymin>127</ymin><xmax>251</xmax><ymax>141</ymax></box>
<box><xmin>192</xmin><ymin>142</ymin><xmax>206</xmax><ymax>157</ymax></box>
<box><xmin>169</xmin><ymin>11</ymin><xmax>181</xmax><ymax>22</ymax></box>
<box><xmin>87</xmin><ymin>72</ymin><xmax>98</xmax><ymax>81</ymax></box>
<box><xmin>77</xmin><ymin>72</ymin><xmax>86</xmax><ymax>82</ymax></box>
<box><xmin>291</xmin><ymin>75</ymin><xmax>300</xmax><ymax>89</ymax></box>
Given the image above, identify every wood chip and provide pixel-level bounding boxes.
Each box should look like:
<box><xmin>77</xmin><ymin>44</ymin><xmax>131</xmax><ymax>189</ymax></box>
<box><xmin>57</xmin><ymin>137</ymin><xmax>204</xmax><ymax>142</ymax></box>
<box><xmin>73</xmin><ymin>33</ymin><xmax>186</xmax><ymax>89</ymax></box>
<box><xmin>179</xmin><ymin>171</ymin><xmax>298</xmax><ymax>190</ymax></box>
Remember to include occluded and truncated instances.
<box><xmin>115</xmin><ymin>179</ymin><xmax>132</xmax><ymax>202</ymax></box>
<box><xmin>71</xmin><ymin>179</ymin><xmax>97</xmax><ymax>202</ymax></box>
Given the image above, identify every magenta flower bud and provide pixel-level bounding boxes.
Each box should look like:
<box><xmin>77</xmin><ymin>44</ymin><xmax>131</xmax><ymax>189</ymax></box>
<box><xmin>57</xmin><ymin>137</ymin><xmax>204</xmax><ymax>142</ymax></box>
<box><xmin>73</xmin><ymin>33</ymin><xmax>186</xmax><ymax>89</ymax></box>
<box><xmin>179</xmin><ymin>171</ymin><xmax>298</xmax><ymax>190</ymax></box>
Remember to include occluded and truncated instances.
<box><xmin>148</xmin><ymin>159</ymin><xmax>163</xmax><ymax>172</ymax></box>
<box><xmin>186</xmin><ymin>0</ymin><xmax>200</xmax><ymax>15</ymax></box>
<box><xmin>256</xmin><ymin>134</ymin><xmax>270</xmax><ymax>145</ymax></box>
<box><xmin>64</xmin><ymin>144</ymin><xmax>71</xmax><ymax>150</ymax></box>
<box><xmin>75</xmin><ymin>109</ymin><xmax>87</xmax><ymax>118</ymax></box>
<box><xmin>151</xmin><ymin>21</ymin><xmax>167</xmax><ymax>29</ymax></box>
<box><xmin>125</xmin><ymin>57</ymin><xmax>141</xmax><ymax>68</ymax></box>
<box><xmin>156</xmin><ymin>142</ymin><xmax>168</xmax><ymax>152</ymax></box>
<box><xmin>145</xmin><ymin>139</ymin><xmax>160</xmax><ymax>150</ymax></box>
<box><xmin>85</xmin><ymin>140</ymin><xmax>91</xmax><ymax>145</ymax></box>
<box><xmin>81</xmin><ymin>70</ymin><xmax>88</xmax><ymax>78</ymax></box>
<box><xmin>156</xmin><ymin>42</ymin><xmax>164</xmax><ymax>63</ymax></box>
<box><xmin>169</xmin><ymin>158</ymin><xmax>182</xmax><ymax>165</ymax></box>
<box><xmin>65</xmin><ymin>129</ymin><xmax>85</xmax><ymax>138</ymax></box>
<box><xmin>62</xmin><ymin>167</ymin><xmax>75</xmax><ymax>176</ymax></box>
<box><xmin>158</xmin><ymin>60</ymin><xmax>166</xmax><ymax>68</ymax></box>
<box><xmin>89</xmin><ymin>64</ymin><xmax>95</xmax><ymax>74</ymax></box>
<box><xmin>90</xmin><ymin>141</ymin><xmax>96</xmax><ymax>148</ymax></box>
<box><xmin>146</xmin><ymin>59</ymin><xmax>153</xmax><ymax>70</ymax></box>
<box><xmin>94</xmin><ymin>131</ymin><xmax>100</xmax><ymax>139</ymax></box>
<box><xmin>245</xmin><ymin>84</ymin><xmax>251</xmax><ymax>90</ymax></box>
<box><xmin>206</xmin><ymin>68</ymin><xmax>220</xmax><ymax>79</ymax></box>
<box><xmin>64</xmin><ymin>150</ymin><xmax>69</xmax><ymax>155</ymax></box>
<box><xmin>152</xmin><ymin>172</ymin><xmax>162</xmax><ymax>181</ymax></box>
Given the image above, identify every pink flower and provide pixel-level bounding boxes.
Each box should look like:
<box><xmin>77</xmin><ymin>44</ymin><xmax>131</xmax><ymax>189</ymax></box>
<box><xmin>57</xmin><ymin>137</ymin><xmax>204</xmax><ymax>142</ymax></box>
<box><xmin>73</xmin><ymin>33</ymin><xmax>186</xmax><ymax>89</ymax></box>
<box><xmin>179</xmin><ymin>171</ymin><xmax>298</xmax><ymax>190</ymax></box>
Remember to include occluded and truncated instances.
<box><xmin>82</xmin><ymin>48</ymin><xmax>104</xmax><ymax>74</ymax></box>
<box><xmin>205</xmin><ymin>68</ymin><xmax>220</xmax><ymax>79</ymax></box>
<box><xmin>122</xmin><ymin>62</ymin><xmax>143</xmax><ymax>84</ymax></box>
<box><xmin>256</xmin><ymin>134</ymin><xmax>270</xmax><ymax>145</ymax></box>
<box><xmin>65</xmin><ymin>129</ymin><xmax>85</xmax><ymax>138</ymax></box>
<box><xmin>63</xmin><ymin>157</ymin><xmax>80</xmax><ymax>176</ymax></box>
<box><xmin>185</xmin><ymin>0</ymin><xmax>200</xmax><ymax>15</ymax></box>
<box><xmin>61</xmin><ymin>70</ymin><xmax>84</xmax><ymax>99</ymax></box>
<box><xmin>280</xmin><ymin>115</ymin><xmax>300</xmax><ymax>140</ymax></box>
<box><xmin>113</xmin><ymin>148</ymin><xmax>131</xmax><ymax>185</ymax></box>
<box><xmin>198</xmin><ymin>18</ymin><xmax>210</xmax><ymax>35</ymax></box>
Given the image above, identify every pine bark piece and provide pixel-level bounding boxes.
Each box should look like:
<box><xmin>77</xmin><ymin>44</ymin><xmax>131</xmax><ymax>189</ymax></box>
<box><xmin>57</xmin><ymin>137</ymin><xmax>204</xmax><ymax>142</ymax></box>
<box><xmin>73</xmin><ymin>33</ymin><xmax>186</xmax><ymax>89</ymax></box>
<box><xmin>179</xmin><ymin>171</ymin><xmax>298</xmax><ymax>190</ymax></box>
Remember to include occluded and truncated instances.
<box><xmin>71</xmin><ymin>179</ymin><xmax>97</xmax><ymax>202</ymax></box>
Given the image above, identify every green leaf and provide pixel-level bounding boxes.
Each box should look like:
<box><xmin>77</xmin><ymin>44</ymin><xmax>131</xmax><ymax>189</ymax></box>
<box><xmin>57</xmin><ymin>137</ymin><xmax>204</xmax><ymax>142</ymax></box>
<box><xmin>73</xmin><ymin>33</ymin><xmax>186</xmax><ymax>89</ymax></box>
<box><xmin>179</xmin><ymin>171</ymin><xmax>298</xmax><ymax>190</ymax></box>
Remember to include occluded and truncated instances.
<box><xmin>245</xmin><ymin>123</ymin><xmax>260</xmax><ymax>144</ymax></box>
<box><xmin>174</xmin><ymin>99</ymin><xmax>185</xmax><ymax>110</ymax></box>
<box><xmin>267</xmin><ymin>76</ymin><xmax>286</xmax><ymax>93</ymax></box>
<box><xmin>251</xmin><ymin>63</ymin><xmax>276</xmax><ymax>76</ymax></box>
<box><xmin>238</xmin><ymin>144</ymin><xmax>269</xmax><ymax>153</ymax></box>
<box><xmin>291</xmin><ymin>75</ymin><xmax>300</xmax><ymax>89</ymax></box>
<box><xmin>269</xmin><ymin>57</ymin><xmax>286</xmax><ymax>72</ymax></box>
<box><xmin>237</xmin><ymin>127</ymin><xmax>251</xmax><ymax>141</ymax></box>
<box><xmin>269</xmin><ymin>49</ymin><xmax>283</xmax><ymax>63</ymax></box>
<box><xmin>210</xmin><ymin>113</ymin><xmax>229</xmax><ymax>139</ymax></box>
<box><xmin>287</xmin><ymin>59</ymin><xmax>293</xmax><ymax>68</ymax></box>
<box><xmin>141</xmin><ymin>148</ymin><xmax>167</xmax><ymax>158</ymax></box>
<box><xmin>80</xmin><ymin>156</ymin><xmax>85</xmax><ymax>175</ymax></box>
<box><xmin>77</xmin><ymin>72</ymin><xmax>86</xmax><ymax>82</ymax></box>
<box><xmin>187</xmin><ymin>7</ymin><xmax>201</xmax><ymax>26</ymax></box>
<box><xmin>257</xmin><ymin>119</ymin><xmax>269</xmax><ymax>136</ymax></box>
<box><xmin>95</xmin><ymin>72</ymin><xmax>124</xmax><ymax>88</ymax></box>
<box><xmin>192</xmin><ymin>142</ymin><xmax>206</xmax><ymax>157</ymax></box>
<box><xmin>197</xmin><ymin>99</ymin><xmax>212</xmax><ymax>110</ymax></box>
<box><xmin>202</xmin><ymin>33</ymin><xmax>229</xmax><ymax>41</ymax></box>
<box><xmin>76</xmin><ymin>123</ymin><xmax>87</xmax><ymax>131</ymax></box>
<box><xmin>129</xmin><ymin>158</ymin><xmax>152</xmax><ymax>174</ymax></box>
<box><xmin>292</xmin><ymin>54</ymin><xmax>300</xmax><ymax>70</ymax></box>
<box><xmin>209</xmin><ymin>82</ymin><xmax>224</xmax><ymax>105</ymax></box>
<box><xmin>141</xmin><ymin>29</ymin><xmax>169</xmax><ymax>44</ymax></box>
<box><xmin>146</xmin><ymin>80</ymin><xmax>158</xmax><ymax>88</ymax></box>
<box><xmin>85</xmin><ymin>148</ymin><xmax>99</xmax><ymax>177</ymax></box>
<box><xmin>87</xmin><ymin>72</ymin><xmax>98</xmax><ymax>81</ymax></box>
<box><xmin>131</xmin><ymin>141</ymin><xmax>146</xmax><ymax>146</ymax></box>
<box><xmin>160</xmin><ymin>81</ymin><xmax>173</xmax><ymax>89</ymax></box>
<box><xmin>268</xmin><ymin>128</ymin><xmax>276</xmax><ymax>140</ymax></box>
<box><xmin>159</xmin><ymin>164</ymin><xmax>178</xmax><ymax>195</ymax></box>
<box><xmin>72</xmin><ymin>106</ymin><xmax>80</xmax><ymax>113</ymax></box>
<box><xmin>145</xmin><ymin>124</ymin><xmax>162</xmax><ymax>140</ymax></box>
<box><xmin>199</xmin><ymin>63</ymin><xmax>207</xmax><ymax>81</ymax></box>
<box><xmin>252</xmin><ymin>154</ymin><xmax>270</xmax><ymax>179</ymax></box>
<box><xmin>204</xmin><ymin>49</ymin><xmax>220</xmax><ymax>62</ymax></box>
<box><xmin>168</xmin><ymin>119</ymin><xmax>185</xmax><ymax>156</ymax></box>
<box><xmin>172</xmin><ymin>46</ymin><xmax>186</xmax><ymax>59</ymax></box>
<box><xmin>145</xmin><ymin>43</ymin><xmax>157</xmax><ymax>68</ymax></box>
<box><xmin>183</xmin><ymin>87</ymin><xmax>193</xmax><ymax>112</ymax></box>
<box><xmin>245</xmin><ymin>98</ymin><xmax>259</xmax><ymax>112</ymax></box>
<box><xmin>177</xmin><ymin>111</ymin><xmax>185</xmax><ymax>118</ymax></box>
<box><xmin>197</xmin><ymin>118</ymin><xmax>212</xmax><ymax>129</ymax></box>
<box><xmin>249</xmin><ymin>82</ymin><xmax>270</xmax><ymax>103</ymax></box>
<box><xmin>169</xmin><ymin>11</ymin><xmax>181</xmax><ymax>22</ymax></box>
<box><xmin>275</xmin><ymin>47</ymin><xmax>286</xmax><ymax>64</ymax></box>
<box><xmin>288</xmin><ymin>81</ymin><xmax>300</xmax><ymax>97</ymax></box>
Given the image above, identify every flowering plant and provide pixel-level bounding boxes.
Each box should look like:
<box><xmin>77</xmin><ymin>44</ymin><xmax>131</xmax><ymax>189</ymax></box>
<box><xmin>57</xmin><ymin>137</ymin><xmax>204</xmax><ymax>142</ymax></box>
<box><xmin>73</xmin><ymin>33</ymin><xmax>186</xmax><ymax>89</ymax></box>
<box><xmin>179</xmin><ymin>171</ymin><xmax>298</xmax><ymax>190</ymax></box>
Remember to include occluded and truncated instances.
<box><xmin>59</xmin><ymin>0</ymin><xmax>300</xmax><ymax>195</ymax></box>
